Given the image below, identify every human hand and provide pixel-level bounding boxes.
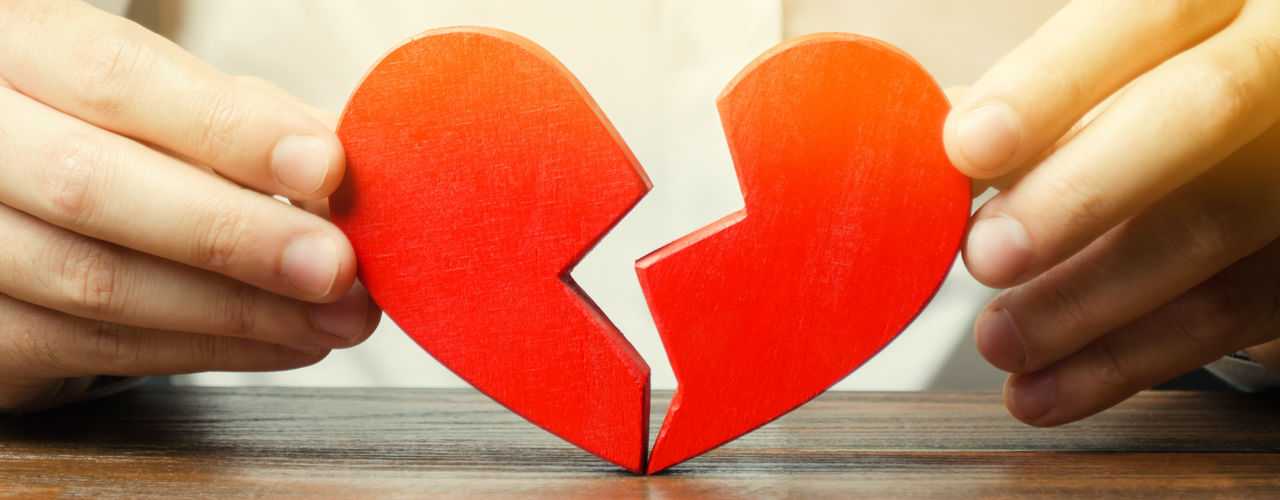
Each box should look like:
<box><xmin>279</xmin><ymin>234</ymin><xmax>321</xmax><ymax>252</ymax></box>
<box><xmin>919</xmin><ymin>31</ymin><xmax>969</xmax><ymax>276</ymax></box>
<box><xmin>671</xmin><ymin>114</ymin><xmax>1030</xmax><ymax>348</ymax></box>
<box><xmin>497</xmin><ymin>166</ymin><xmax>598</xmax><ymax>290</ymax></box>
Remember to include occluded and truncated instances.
<box><xmin>0</xmin><ymin>0</ymin><xmax>379</xmax><ymax>411</ymax></box>
<box><xmin>944</xmin><ymin>0</ymin><xmax>1280</xmax><ymax>425</ymax></box>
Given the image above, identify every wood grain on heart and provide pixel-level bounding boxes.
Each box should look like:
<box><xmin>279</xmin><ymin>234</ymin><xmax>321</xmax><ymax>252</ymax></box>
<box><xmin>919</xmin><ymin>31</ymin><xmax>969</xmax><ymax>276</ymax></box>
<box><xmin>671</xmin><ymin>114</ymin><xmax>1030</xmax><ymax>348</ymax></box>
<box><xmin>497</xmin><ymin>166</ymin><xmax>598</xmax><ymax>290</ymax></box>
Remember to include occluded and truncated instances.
<box><xmin>332</xmin><ymin>27</ymin><xmax>652</xmax><ymax>473</ymax></box>
<box><xmin>636</xmin><ymin>33</ymin><xmax>969</xmax><ymax>473</ymax></box>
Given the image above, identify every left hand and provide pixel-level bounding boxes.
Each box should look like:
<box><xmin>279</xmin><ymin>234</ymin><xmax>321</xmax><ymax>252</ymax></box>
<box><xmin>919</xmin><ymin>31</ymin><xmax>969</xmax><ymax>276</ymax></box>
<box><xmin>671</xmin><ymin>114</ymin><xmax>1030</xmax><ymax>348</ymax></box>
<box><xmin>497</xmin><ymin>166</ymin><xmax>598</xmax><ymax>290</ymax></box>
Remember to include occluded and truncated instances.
<box><xmin>0</xmin><ymin>1</ymin><xmax>380</xmax><ymax>410</ymax></box>
<box><xmin>944</xmin><ymin>0</ymin><xmax>1280</xmax><ymax>426</ymax></box>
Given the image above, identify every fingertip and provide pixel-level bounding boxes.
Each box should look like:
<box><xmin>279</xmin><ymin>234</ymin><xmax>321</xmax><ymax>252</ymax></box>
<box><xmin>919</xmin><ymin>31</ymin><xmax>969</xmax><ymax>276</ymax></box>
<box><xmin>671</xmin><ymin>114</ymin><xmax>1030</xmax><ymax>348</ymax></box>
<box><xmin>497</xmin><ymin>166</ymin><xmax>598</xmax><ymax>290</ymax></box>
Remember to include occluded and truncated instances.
<box><xmin>364</xmin><ymin>296</ymin><xmax>384</xmax><ymax>337</ymax></box>
<box><xmin>963</xmin><ymin>214</ymin><xmax>1034</xmax><ymax>287</ymax></box>
<box><xmin>279</xmin><ymin>226</ymin><xmax>356</xmax><ymax>302</ymax></box>
<box><xmin>309</xmin><ymin>280</ymin><xmax>374</xmax><ymax>347</ymax></box>
<box><xmin>1004</xmin><ymin>372</ymin><xmax>1058</xmax><ymax>426</ymax></box>
<box><xmin>332</xmin><ymin>230</ymin><xmax>359</xmax><ymax>300</ymax></box>
<box><xmin>319</xmin><ymin>130</ymin><xmax>347</xmax><ymax>198</ymax></box>
<box><xmin>235</xmin><ymin>77</ymin><xmax>347</xmax><ymax>200</ymax></box>
<box><xmin>270</xmin><ymin>131</ymin><xmax>345</xmax><ymax>200</ymax></box>
<box><xmin>944</xmin><ymin>100</ymin><xmax>1023</xmax><ymax>179</ymax></box>
<box><xmin>280</xmin><ymin>232</ymin><xmax>340</xmax><ymax>299</ymax></box>
<box><xmin>347</xmin><ymin>306</ymin><xmax>380</xmax><ymax>347</ymax></box>
<box><xmin>975</xmin><ymin>306</ymin><xmax>1028</xmax><ymax>373</ymax></box>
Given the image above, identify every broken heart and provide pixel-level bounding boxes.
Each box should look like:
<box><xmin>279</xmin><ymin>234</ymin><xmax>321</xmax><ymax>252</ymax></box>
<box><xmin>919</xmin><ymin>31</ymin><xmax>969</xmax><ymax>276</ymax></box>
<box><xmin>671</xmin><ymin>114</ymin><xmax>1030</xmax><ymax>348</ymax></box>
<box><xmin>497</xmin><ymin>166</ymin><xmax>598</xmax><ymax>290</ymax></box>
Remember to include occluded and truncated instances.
<box><xmin>332</xmin><ymin>27</ymin><xmax>650</xmax><ymax>472</ymax></box>
<box><xmin>332</xmin><ymin>27</ymin><xmax>968</xmax><ymax>474</ymax></box>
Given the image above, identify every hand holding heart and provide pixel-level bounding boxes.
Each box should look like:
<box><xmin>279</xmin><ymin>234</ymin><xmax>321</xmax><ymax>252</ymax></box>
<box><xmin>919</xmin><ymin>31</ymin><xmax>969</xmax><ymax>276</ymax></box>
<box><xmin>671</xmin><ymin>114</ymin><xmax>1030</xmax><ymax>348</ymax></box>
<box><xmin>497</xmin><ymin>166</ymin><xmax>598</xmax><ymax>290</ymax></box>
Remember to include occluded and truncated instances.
<box><xmin>948</xmin><ymin>0</ymin><xmax>1280</xmax><ymax>427</ymax></box>
<box><xmin>0</xmin><ymin>0</ymin><xmax>379</xmax><ymax>411</ymax></box>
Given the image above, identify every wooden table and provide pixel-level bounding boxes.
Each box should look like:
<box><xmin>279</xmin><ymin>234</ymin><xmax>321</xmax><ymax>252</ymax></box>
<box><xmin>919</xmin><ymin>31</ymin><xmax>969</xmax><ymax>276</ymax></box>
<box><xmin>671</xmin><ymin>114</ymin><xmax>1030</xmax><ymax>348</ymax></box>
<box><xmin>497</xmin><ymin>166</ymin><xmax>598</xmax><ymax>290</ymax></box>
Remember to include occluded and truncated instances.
<box><xmin>1</xmin><ymin>387</ymin><xmax>1278</xmax><ymax>498</ymax></box>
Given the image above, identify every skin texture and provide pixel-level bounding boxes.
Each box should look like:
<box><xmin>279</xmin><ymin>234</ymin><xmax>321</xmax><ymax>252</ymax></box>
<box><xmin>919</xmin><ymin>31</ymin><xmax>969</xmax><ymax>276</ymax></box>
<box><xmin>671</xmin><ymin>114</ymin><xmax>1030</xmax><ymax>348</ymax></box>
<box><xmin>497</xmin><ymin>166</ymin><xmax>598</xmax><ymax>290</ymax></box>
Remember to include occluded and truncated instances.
<box><xmin>0</xmin><ymin>0</ymin><xmax>379</xmax><ymax>411</ymax></box>
<box><xmin>947</xmin><ymin>0</ymin><xmax>1280</xmax><ymax>426</ymax></box>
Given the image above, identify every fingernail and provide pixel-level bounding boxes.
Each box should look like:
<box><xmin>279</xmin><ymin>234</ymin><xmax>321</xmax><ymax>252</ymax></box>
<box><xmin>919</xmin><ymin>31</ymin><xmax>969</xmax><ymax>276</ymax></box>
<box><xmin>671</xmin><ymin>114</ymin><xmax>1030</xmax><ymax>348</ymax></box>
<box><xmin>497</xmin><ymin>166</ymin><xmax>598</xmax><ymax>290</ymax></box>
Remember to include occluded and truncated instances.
<box><xmin>310</xmin><ymin>281</ymin><xmax>370</xmax><ymax>343</ymax></box>
<box><xmin>966</xmin><ymin>215</ymin><xmax>1032</xmax><ymax>285</ymax></box>
<box><xmin>272</xmin><ymin>134</ymin><xmax>330</xmax><ymax>195</ymax></box>
<box><xmin>1009</xmin><ymin>372</ymin><xmax>1057</xmax><ymax>423</ymax></box>
<box><xmin>956</xmin><ymin>103</ymin><xmax>1022</xmax><ymax>172</ymax></box>
<box><xmin>975</xmin><ymin>308</ymin><xmax>1026</xmax><ymax>372</ymax></box>
<box><xmin>281</xmin><ymin>232</ymin><xmax>340</xmax><ymax>298</ymax></box>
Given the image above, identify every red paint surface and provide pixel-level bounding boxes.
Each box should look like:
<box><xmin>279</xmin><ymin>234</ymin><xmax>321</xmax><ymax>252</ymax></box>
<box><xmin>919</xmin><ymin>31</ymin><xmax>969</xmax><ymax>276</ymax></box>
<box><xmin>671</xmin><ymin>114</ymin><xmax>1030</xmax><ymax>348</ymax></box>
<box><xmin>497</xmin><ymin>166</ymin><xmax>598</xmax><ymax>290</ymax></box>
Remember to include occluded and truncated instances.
<box><xmin>333</xmin><ymin>27</ymin><xmax>651</xmax><ymax>473</ymax></box>
<box><xmin>636</xmin><ymin>34</ymin><xmax>970</xmax><ymax>473</ymax></box>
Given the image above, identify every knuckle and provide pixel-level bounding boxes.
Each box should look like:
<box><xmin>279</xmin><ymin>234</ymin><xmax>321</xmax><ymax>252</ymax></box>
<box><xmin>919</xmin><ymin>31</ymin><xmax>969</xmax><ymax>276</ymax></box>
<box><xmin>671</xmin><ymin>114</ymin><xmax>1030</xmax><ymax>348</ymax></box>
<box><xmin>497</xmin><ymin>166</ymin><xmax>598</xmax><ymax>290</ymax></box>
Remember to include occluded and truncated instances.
<box><xmin>3</xmin><ymin>0</ymin><xmax>70</xmax><ymax>33</ymax></box>
<box><xmin>1170</xmin><ymin>283</ymin><xmax>1240</xmax><ymax>350</ymax></box>
<box><xmin>1041</xmin><ymin>48</ymin><xmax>1088</xmax><ymax>105</ymax></box>
<box><xmin>39</xmin><ymin>134</ymin><xmax>107</xmax><ymax>227</ymax></box>
<box><xmin>189</xmin><ymin>334</ymin><xmax>227</xmax><ymax>369</ymax></box>
<box><xmin>191</xmin><ymin>193</ymin><xmax>254</xmax><ymax>272</ymax></box>
<box><xmin>188</xmin><ymin>85</ymin><xmax>250</xmax><ymax>164</ymax></box>
<box><xmin>1138</xmin><ymin>0</ymin><xmax>1201</xmax><ymax>32</ymax></box>
<box><xmin>75</xmin><ymin>26</ymin><xmax>154</xmax><ymax>120</ymax></box>
<box><xmin>1039</xmin><ymin>280</ymin><xmax>1102</xmax><ymax>338</ymax></box>
<box><xmin>26</xmin><ymin>330</ymin><xmax>63</xmax><ymax>373</ymax></box>
<box><xmin>3</xmin><ymin>310</ymin><xmax>65</xmax><ymax>374</ymax></box>
<box><xmin>1043</xmin><ymin>170</ymin><xmax>1112</xmax><ymax>232</ymax></box>
<box><xmin>55</xmin><ymin>237</ymin><xmax>122</xmax><ymax>316</ymax></box>
<box><xmin>1161</xmin><ymin>206</ymin><xmax>1237</xmax><ymax>267</ymax></box>
<box><xmin>216</xmin><ymin>285</ymin><xmax>262</xmax><ymax>336</ymax></box>
<box><xmin>1085</xmin><ymin>336</ymin><xmax>1133</xmax><ymax>388</ymax></box>
<box><xmin>82</xmin><ymin>322</ymin><xmax>142</xmax><ymax>374</ymax></box>
<box><xmin>1181</xmin><ymin>59</ymin><xmax>1255</xmax><ymax>133</ymax></box>
<box><xmin>1246</xmin><ymin>31</ymin><xmax>1280</xmax><ymax>67</ymax></box>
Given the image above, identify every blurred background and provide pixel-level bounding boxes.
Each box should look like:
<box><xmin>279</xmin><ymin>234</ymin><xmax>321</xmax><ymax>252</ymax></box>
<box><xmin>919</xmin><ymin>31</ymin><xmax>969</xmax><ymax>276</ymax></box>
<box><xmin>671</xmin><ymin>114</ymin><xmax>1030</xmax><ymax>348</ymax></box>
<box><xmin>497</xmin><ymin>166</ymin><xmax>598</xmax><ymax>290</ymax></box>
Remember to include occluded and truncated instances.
<box><xmin>95</xmin><ymin>0</ymin><xmax>1071</xmax><ymax>391</ymax></box>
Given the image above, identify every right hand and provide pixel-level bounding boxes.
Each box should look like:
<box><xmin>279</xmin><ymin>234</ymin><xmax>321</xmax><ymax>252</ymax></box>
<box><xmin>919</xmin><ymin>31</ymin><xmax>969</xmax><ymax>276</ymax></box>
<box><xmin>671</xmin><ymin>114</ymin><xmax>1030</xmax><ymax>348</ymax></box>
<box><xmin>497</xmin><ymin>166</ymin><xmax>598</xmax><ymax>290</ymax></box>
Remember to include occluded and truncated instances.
<box><xmin>0</xmin><ymin>0</ymin><xmax>380</xmax><ymax>411</ymax></box>
<box><xmin>944</xmin><ymin>0</ymin><xmax>1280</xmax><ymax>426</ymax></box>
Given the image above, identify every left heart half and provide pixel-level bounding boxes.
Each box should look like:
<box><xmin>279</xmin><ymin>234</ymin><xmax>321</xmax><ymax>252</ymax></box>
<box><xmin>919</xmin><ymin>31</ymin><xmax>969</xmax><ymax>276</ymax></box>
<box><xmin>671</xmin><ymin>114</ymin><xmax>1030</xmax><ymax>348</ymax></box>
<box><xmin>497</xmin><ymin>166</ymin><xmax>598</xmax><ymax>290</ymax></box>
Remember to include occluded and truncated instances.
<box><xmin>332</xmin><ymin>27</ymin><xmax>652</xmax><ymax>473</ymax></box>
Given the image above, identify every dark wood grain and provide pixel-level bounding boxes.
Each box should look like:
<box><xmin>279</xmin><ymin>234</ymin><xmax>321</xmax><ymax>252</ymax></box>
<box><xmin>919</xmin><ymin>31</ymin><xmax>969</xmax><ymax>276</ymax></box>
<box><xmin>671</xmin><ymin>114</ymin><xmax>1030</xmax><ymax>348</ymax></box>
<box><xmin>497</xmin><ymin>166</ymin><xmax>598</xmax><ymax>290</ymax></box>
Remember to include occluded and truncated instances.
<box><xmin>1</xmin><ymin>388</ymin><xmax>1278</xmax><ymax>498</ymax></box>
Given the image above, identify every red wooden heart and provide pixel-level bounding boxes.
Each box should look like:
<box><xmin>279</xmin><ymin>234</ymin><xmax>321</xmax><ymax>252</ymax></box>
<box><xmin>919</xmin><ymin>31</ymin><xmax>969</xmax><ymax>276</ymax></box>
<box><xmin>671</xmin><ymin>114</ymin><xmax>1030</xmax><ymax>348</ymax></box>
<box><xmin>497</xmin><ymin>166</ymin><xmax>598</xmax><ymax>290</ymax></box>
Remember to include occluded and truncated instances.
<box><xmin>636</xmin><ymin>34</ymin><xmax>969</xmax><ymax>473</ymax></box>
<box><xmin>335</xmin><ymin>28</ymin><xmax>967</xmax><ymax>475</ymax></box>
<box><xmin>332</xmin><ymin>27</ymin><xmax>652</xmax><ymax>473</ymax></box>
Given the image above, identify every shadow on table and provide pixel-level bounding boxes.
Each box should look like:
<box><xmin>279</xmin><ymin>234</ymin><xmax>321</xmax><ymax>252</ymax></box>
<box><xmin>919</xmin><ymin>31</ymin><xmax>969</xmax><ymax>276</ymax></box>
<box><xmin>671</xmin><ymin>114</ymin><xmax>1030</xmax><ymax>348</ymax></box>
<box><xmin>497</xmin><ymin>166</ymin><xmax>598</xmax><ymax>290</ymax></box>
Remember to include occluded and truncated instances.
<box><xmin>0</xmin><ymin>387</ymin><xmax>215</xmax><ymax>447</ymax></box>
<box><xmin>2</xmin><ymin>387</ymin><xmax>1279</xmax><ymax>481</ymax></box>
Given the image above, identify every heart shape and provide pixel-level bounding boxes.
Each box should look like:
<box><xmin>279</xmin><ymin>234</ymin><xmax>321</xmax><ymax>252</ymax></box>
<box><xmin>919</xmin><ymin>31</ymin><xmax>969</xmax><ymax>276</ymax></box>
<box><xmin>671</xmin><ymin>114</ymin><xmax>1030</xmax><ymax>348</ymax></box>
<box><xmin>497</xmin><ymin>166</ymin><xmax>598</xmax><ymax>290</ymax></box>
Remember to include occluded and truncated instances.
<box><xmin>333</xmin><ymin>28</ymin><xmax>967</xmax><ymax>474</ymax></box>
<box><xmin>332</xmin><ymin>28</ymin><xmax>651</xmax><ymax>472</ymax></box>
<box><xmin>637</xmin><ymin>33</ymin><xmax>969</xmax><ymax>472</ymax></box>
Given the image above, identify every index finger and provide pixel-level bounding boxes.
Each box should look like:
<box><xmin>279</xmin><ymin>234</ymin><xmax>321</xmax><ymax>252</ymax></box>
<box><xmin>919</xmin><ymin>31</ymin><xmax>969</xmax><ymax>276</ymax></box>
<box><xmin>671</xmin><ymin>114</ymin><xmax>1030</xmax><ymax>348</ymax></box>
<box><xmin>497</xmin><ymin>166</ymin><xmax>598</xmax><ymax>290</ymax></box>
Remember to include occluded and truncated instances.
<box><xmin>961</xmin><ymin>2</ymin><xmax>1280</xmax><ymax>287</ymax></box>
<box><xmin>0</xmin><ymin>0</ymin><xmax>343</xmax><ymax>200</ymax></box>
<box><xmin>943</xmin><ymin>0</ymin><xmax>1244</xmax><ymax>178</ymax></box>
